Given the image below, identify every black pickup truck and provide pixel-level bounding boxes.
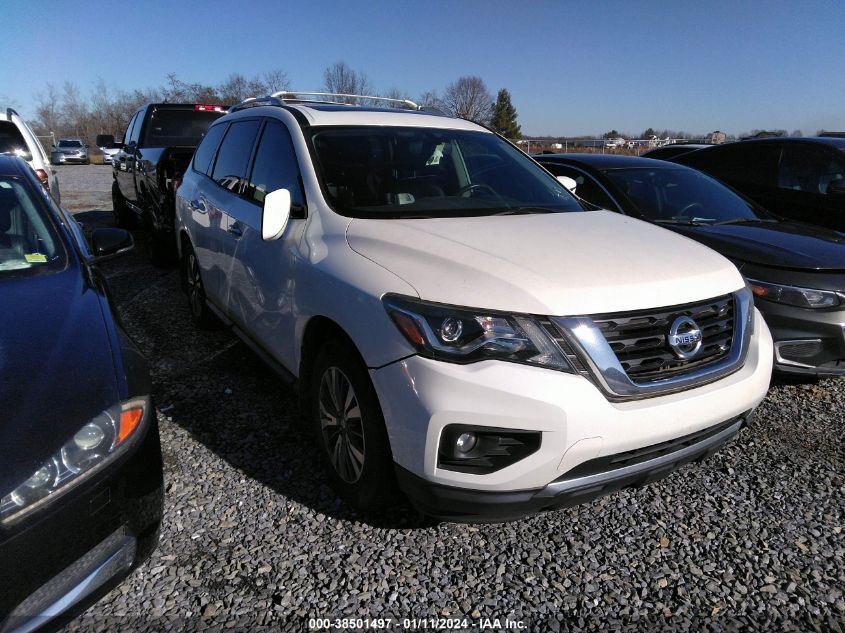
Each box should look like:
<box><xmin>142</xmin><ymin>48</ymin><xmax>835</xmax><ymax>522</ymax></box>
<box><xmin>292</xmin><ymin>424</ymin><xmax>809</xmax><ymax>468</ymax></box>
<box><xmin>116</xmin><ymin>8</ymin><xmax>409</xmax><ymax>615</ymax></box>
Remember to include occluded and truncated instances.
<box><xmin>111</xmin><ymin>103</ymin><xmax>227</xmax><ymax>264</ymax></box>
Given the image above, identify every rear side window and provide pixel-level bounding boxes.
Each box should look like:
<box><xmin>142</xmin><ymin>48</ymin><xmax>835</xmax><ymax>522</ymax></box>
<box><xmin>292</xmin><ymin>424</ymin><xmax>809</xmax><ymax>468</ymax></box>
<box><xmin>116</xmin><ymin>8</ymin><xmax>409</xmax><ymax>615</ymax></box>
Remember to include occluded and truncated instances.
<box><xmin>779</xmin><ymin>145</ymin><xmax>845</xmax><ymax>194</ymax></box>
<box><xmin>0</xmin><ymin>122</ymin><xmax>28</xmax><ymax>156</ymax></box>
<box><xmin>192</xmin><ymin>123</ymin><xmax>228</xmax><ymax>176</ymax></box>
<box><xmin>683</xmin><ymin>144</ymin><xmax>779</xmax><ymax>187</ymax></box>
<box><xmin>210</xmin><ymin>120</ymin><xmax>261</xmax><ymax>193</ymax></box>
<box><xmin>246</xmin><ymin>121</ymin><xmax>305</xmax><ymax>206</ymax></box>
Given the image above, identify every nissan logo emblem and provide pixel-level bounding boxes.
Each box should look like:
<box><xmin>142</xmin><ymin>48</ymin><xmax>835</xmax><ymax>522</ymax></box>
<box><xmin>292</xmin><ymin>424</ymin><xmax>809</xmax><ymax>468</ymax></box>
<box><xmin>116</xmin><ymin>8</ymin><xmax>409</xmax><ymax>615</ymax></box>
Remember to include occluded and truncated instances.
<box><xmin>668</xmin><ymin>315</ymin><xmax>703</xmax><ymax>360</ymax></box>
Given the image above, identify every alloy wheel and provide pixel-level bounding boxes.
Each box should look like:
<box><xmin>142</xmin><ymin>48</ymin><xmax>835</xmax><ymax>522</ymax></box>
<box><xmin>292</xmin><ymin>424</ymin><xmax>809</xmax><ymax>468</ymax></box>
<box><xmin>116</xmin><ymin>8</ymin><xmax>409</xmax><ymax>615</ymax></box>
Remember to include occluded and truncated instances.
<box><xmin>318</xmin><ymin>366</ymin><xmax>366</xmax><ymax>483</ymax></box>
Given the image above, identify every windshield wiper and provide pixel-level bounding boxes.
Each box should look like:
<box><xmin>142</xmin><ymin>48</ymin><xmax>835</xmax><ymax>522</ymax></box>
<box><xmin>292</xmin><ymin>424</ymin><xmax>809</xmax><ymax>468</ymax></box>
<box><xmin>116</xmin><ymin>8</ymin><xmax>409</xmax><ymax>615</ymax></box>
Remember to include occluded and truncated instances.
<box><xmin>653</xmin><ymin>218</ymin><xmax>712</xmax><ymax>226</ymax></box>
<box><xmin>491</xmin><ymin>207</ymin><xmax>560</xmax><ymax>216</ymax></box>
<box><xmin>713</xmin><ymin>217</ymin><xmax>779</xmax><ymax>225</ymax></box>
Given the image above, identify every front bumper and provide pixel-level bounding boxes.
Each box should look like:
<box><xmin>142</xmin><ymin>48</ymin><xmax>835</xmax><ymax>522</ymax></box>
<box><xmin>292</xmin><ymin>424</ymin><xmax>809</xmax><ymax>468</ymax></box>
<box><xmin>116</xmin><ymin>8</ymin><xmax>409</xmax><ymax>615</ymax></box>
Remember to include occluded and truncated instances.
<box><xmin>757</xmin><ymin>299</ymin><xmax>845</xmax><ymax>375</ymax></box>
<box><xmin>370</xmin><ymin>309</ymin><xmax>772</xmax><ymax>519</ymax></box>
<box><xmin>0</xmin><ymin>411</ymin><xmax>163</xmax><ymax>632</ymax></box>
<box><xmin>54</xmin><ymin>154</ymin><xmax>88</xmax><ymax>164</ymax></box>
<box><xmin>396</xmin><ymin>413</ymin><xmax>750</xmax><ymax>522</ymax></box>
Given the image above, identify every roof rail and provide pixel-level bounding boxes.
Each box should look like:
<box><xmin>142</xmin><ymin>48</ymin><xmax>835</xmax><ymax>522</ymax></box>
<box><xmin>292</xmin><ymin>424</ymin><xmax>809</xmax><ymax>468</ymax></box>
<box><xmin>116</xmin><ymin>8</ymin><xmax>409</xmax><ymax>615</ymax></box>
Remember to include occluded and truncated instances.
<box><xmin>272</xmin><ymin>91</ymin><xmax>421</xmax><ymax>111</ymax></box>
<box><xmin>228</xmin><ymin>96</ymin><xmax>285</xmax><ymax>113</ymax></box>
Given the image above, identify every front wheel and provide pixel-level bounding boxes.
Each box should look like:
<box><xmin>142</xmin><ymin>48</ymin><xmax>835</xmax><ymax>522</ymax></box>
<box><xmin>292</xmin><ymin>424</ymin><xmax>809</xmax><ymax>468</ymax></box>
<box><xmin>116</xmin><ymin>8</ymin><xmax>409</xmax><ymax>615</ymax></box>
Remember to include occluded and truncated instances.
<box><xmin>310</xmin><ymin>340</ymin><xmax>398</xmax><ymax>511</ymax></box>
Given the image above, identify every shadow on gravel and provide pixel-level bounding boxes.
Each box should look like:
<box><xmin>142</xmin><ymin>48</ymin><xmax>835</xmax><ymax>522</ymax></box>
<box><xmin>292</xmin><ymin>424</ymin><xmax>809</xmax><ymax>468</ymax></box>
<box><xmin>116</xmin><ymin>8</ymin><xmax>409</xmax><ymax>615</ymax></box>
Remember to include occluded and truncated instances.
<box><xmin>80</xmin><ymin>210</ymin><xmax>435</xmax><ymax>530</ymax></box>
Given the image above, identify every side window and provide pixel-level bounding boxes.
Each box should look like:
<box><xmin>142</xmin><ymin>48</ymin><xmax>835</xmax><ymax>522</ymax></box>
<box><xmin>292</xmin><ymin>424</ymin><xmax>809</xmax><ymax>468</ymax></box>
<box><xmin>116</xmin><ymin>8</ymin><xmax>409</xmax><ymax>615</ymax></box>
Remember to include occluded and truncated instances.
<box><xmin>779</xmin><ymin>145</ymin><xmax>845</xmax><ymax>194</ymax></box>
<box><xmin>686</xmin><ymin>144</ymin><xmax>779</xmax><ymax>187</ymax></box>
<box><xmin>246</xmin><ymin>121</ymin><xmax>305</xmax><ymax>206</ymax></box>
<box><xmin>122</xmin><ymin>113</ymin><xmax>138</xmax><ymax>146</ymax></box>
<box><xmin>210</xmin><ymin>120</ymin><xmax>261</xmax><ymax>193</ymax></box>
<box><xmin>128</xmin><ymin>109</ymin><xmax>144</xmax><ymax>145</ymax></box>
<box><xmin>543</xmin><ymin>164</ymin><xmax>617</xmax><ymax>210</ymax></box>
<box><xmin>192</xmin><ymin>123</ymin><xmax>228</xmax><ymax>176</ymax></box>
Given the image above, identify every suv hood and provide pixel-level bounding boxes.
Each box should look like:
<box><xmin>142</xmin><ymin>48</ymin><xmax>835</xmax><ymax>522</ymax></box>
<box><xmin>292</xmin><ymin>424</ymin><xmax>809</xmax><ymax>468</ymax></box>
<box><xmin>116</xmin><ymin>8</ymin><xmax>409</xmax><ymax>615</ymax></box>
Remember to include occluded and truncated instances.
<box><xmin>346</xmin><ymin>210</ymin><xmax>743</xmax><ymax>315</ymax></box>
<box><xmin>669</xmin><ymin>221</ymin><xmax>845</xmax><ymax>271</ymax></box>
<box><xmin>0</xmin><ymin>269</ymin><xmax>119</xmax><ymax>494</ymax></box>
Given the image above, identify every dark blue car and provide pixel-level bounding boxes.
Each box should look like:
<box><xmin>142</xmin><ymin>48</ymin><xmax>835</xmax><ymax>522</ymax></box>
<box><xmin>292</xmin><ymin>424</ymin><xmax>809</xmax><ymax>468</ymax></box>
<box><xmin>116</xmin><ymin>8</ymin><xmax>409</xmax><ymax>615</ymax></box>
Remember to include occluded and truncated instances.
<box><xmin>0</xmin><ymin>154</ymin><xmax>163</xmax><ymax>632</ymax></box>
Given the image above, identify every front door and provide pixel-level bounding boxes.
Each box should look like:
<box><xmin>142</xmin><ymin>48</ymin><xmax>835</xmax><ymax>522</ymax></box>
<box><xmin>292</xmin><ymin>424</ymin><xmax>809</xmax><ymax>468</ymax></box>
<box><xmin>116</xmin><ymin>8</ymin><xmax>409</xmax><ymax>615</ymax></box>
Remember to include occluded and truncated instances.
<box><xmin>224</xmin><ymin>119</ymin><xmax>307</xmax><ymax>373</ymax></box>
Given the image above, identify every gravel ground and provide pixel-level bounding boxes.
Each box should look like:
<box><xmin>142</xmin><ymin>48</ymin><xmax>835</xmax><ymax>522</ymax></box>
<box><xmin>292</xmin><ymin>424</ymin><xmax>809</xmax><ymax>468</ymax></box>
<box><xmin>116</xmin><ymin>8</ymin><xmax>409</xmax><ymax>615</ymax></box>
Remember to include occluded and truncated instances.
<box><xmin>56</xmin><ymin>165</ymin><xmax>843</xmax><ymax>632</ymax></box>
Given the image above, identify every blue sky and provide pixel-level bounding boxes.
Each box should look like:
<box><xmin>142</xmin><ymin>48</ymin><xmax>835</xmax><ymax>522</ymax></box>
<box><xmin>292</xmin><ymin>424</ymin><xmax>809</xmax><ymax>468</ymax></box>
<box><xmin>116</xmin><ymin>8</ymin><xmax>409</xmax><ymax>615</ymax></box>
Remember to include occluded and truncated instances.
<box><xmin>1</xmin><ymin>0</ymin><xmax>843</xmax><ymax>136</ymax></box>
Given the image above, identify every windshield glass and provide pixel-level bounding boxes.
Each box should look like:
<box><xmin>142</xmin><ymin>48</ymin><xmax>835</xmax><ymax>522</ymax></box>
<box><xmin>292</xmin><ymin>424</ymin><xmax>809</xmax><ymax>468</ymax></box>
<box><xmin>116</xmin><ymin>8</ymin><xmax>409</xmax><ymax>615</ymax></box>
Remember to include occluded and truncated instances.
<box><xmin>58</xmin><ymin>140</ymin><xmax>83</xmax><ymax>148</ymax></box>
<box><xmin>143</xmin><ymin>109</ymin><xmax>226</xmax><ymax>147</ymax></box>
<box><xmin>603</xmin><ymin>167</ymin><xmax>771</xmax><ymax>223</ymax></box>
<box><xmin>309</xmin><ymin>126</ymin><xmax>583</xmax><ymax>218</ymax></box>
<box><xmin>0</xmin><ymin>177</ymin><xmax>66</xmax><ymax>277</ymax></box>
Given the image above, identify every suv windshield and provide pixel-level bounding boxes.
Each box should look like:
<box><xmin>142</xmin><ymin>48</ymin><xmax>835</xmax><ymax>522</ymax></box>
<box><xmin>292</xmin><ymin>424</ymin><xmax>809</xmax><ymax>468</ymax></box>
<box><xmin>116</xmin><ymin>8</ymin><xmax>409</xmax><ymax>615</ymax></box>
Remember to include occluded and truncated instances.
<box><xmin>0</xmin><ymin>177</ymin><xmax>65</xmax><ymax>277</ymax></box>
<box><xmin>143</xmin><ymin>108</ymin><xmax>226</xmax><ymax>147</ymax></box>
<box><xmin>58</xmin><ymin>140</ymin><xmax>83</xmax><ymax>148</ymax></box>
<box><xmin>603</xmin><ymin>167</ymin><xmax>774</xmax><ymax>224</ymax></box>
<box><xmin>310</xmin><ymin>127</ymin><xmax>583</xmax><ymax>218</ymax></box>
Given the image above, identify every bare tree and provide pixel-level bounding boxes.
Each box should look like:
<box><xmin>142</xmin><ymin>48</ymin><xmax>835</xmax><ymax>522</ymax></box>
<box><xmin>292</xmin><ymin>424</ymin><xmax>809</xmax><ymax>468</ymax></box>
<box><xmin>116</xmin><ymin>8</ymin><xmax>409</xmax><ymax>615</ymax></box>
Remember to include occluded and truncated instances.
<box><xmin>417</xmin><ymin>89</ymin><xmax>443</xmax><ymax>110</ymax></box>
<box><xmin>33</xmin><ymin>83</ymin><xmax>62</xmax><ymax>136</ymax></box>
<box><xmin>441</xmin><ymin>76</ymin><xmax>493</xmax><ymax>123</ymax></box>
<box><xmin>323</xmin><ymin>62</ymin><xmax>372</xmax><ymax>96</ymax></box>
<box><xmin>264</xmin><ymin>69</ymin><xmax>290</xmax><ymax>93</ymax></box>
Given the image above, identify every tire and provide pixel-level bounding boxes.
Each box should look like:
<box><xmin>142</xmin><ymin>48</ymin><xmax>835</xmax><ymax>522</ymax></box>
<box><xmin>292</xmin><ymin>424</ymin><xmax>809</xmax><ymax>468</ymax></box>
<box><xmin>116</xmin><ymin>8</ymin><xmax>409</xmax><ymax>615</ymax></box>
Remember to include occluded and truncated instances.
<box><xmin>143</xmin><ymin>212</ymin><xmax>176</xmax><ymax>267</ymax></box>
<box><xmin>181</xmin><ymin>242</ymin><xmax>221</xmax><ymax>329</ymax></box>
<box><xmin>112</xmin><ymin>182</ymin><xmax>135</xmax><ymax>229</ymax></box>
<box><xmin>310</xmin><ymin>339</ymin><xmax>398</xmax><ymax>511</ymax></box>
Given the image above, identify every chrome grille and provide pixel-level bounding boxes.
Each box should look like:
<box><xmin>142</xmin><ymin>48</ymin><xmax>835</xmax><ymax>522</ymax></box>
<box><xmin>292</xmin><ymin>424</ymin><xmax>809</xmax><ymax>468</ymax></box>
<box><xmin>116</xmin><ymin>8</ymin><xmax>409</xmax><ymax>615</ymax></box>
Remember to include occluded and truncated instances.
<box><xmin>592</xmin><ymin>295</ymin><xmax>734</xmax><ymax>382</ymax></box>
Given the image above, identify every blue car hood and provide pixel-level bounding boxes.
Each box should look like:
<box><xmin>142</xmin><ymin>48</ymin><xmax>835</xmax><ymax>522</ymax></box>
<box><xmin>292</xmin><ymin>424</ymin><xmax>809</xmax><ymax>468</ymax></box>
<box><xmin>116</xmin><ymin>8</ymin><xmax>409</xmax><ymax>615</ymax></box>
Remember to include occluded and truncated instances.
<box><xmin>670</xmin><ymin>221</ymin><xmax>845</xmax><ymax>271</ymax></box>
<box><xmin>0</xmin><ymin>268</ymin><xmax>119</xmax><ymax>495</ymax></box>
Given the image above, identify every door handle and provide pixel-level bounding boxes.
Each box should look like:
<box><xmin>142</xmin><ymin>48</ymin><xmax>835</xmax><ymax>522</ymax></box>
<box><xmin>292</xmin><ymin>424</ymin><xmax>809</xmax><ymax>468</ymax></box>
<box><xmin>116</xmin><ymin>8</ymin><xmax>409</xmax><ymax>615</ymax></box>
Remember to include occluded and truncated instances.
<box><xmin>227</xmin><ymin>222</ymin><xmax>243</xmax><ymax>237</ymax></box>
<box><xmin>190</xmin><ymin>199</ymin><xmax>206</xmax><ymax>212</ymax></box>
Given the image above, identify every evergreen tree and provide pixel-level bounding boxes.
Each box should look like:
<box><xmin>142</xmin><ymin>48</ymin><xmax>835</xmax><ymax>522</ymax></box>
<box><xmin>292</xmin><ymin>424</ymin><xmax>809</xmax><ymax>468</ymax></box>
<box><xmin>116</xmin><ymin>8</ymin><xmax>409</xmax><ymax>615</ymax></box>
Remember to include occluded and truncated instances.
<box><xmin>490</xmin><ymin>89</ymin><xmax>521</xmax><ymax>139</ymax></box>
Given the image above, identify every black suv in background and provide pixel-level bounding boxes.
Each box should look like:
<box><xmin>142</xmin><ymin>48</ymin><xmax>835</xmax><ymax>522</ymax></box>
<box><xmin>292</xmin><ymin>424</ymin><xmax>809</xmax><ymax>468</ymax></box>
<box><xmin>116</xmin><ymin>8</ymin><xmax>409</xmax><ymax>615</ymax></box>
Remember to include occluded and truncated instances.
<box><xmin>670</xmin><ymin>137</ymin><xmax>845</xmax><ymax>232</ymax></box>
<box><xmin>111</xmin><ymin>103</ymin><xmax>227</xmax><ymax>264</ymax></box>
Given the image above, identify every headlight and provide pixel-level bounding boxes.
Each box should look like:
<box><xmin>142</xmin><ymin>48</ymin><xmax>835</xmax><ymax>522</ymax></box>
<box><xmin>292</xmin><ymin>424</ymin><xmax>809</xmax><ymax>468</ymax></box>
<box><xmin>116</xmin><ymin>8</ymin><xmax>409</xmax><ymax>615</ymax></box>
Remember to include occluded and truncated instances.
<box><xmin>383</xmin><ymin>295</ymin><xmax>574</xmax><ymax>372</ymax></box>
<box><xmin>747</xmin><ymin>279</ymin><xmax>841</xmax><ymax>309</ymax></box>
<box><xmin>0</xmin><ymin>398</ymin><xmax>149</xmax><ymax>524</ymax></box>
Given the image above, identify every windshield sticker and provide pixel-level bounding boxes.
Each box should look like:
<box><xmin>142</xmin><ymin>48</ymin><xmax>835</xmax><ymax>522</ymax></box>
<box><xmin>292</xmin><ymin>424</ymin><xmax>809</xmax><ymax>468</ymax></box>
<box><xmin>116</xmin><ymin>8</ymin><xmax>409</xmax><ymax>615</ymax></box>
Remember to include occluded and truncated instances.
<box><xmin>24</xmin><ymin>253</ymin><xmax>47</xmax><ymax>263</ymax></box>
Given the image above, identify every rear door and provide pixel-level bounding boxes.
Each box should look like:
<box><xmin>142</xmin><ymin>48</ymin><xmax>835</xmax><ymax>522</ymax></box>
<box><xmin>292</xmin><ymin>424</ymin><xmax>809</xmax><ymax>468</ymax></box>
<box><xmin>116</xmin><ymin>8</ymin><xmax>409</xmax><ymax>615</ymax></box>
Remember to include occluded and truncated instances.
<box><xmin>776</xmin><ymin>143</ymin><xmax>845</xmax><ymax>230</ymax></box>
<box><xmin>203</xmin><ymin>118</ymin><xmax>261</xmax><ymax>309</ymax></box>
<box><xmin>182</xmin><ymin>121</ymin><xmax>228</xmax><ymax>298</ymax></box>
<box><xmin>224</xmin><ymin>118</ymin><xmax>307</xmax><ymax>371</ymax></box>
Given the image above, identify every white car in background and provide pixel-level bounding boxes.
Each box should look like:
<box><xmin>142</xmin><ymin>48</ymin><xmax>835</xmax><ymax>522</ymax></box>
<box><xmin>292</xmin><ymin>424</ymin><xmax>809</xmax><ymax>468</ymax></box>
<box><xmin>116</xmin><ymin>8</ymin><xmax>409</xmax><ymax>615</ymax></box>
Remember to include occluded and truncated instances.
<box><xmin>0</xmin><ymin>108</ymin><xmax>60</xmax><ymax>203</ymax></box>
<box><xmin>174</xmin><ymin>92</ymin><xmax>773</xmax><ymax>522</ymax></box>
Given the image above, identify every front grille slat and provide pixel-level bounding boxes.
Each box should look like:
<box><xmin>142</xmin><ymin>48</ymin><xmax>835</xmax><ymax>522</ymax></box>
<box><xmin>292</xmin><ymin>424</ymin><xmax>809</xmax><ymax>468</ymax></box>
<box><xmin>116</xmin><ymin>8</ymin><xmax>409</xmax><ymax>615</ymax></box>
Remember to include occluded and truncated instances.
<box><xmin>592</xmin><ymin>295</ymin><xmax>735</xmax><ymax>383</ymax></box>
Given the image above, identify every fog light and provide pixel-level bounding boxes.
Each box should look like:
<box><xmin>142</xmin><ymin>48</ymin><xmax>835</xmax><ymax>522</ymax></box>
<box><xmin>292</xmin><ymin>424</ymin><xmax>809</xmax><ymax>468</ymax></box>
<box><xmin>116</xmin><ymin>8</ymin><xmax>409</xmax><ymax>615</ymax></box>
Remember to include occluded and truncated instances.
<box><xmin>455</xmin><ymin>432</ymin><xmax>477</xmax><ymax>454</ymax></box>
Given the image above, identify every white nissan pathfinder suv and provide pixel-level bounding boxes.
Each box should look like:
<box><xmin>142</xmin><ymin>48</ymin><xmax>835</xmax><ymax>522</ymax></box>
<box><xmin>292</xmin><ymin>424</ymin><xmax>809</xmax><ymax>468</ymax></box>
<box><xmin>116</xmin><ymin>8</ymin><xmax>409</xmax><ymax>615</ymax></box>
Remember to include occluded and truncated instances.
<box><xmin>174</xmin><ymin>92</ymin><xmax>773</xmax><ymax>522</ymax></box>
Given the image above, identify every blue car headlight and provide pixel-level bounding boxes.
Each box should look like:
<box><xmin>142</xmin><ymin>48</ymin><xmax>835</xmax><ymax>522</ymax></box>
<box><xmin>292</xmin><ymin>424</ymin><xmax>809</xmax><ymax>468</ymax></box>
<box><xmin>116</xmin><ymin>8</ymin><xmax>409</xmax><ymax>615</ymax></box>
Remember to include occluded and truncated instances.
<box><xmin>747</xmin><ymin>279</ymin><xmax>841</xmax><ymax>309</ymax></box>
<box><xmin>0</xmin><ymin>398</ymin><xmax>150</xmax><ymax>524</ymax></box>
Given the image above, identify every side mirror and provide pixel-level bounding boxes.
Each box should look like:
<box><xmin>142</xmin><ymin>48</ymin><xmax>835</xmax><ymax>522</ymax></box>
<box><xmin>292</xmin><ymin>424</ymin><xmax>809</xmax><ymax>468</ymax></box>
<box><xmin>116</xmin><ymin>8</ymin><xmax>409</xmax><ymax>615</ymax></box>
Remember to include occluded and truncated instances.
<box><xmin>557</xmin><ymin>175</ymin><xmax>578</xmax><ymax>193</ymax></box>
<box><xmin>90</xmin><ymin>227</ymin><xmax>133</xmax><ymax>261</ymax></box>
<box><xmin>827</xmin><ymin>179</ymin><xmax>845</xmax><ymax>196</ymax></box>
<box><xmin>262</xmin><ymin>188</ymin><xmax>291</xmax><ymax>241</ymax></box>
